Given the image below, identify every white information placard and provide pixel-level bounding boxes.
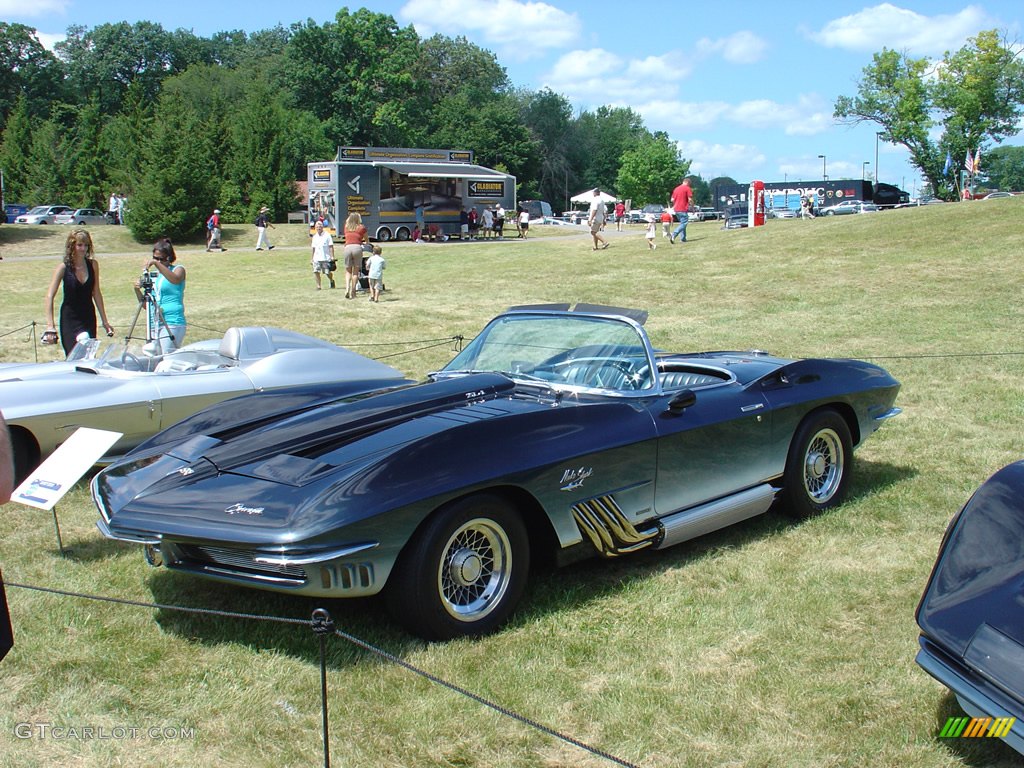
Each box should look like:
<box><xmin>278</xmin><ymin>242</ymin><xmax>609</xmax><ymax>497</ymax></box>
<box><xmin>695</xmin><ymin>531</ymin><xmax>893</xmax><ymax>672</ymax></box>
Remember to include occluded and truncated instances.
<box><xmin>12</xmin><ymin>428</ymin><xmax>123</xmax><ymax>511</ymax></box>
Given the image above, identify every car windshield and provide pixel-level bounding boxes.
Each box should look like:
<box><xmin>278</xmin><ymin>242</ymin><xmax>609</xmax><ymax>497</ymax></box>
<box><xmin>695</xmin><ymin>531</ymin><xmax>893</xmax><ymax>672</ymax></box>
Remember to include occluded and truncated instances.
<box><xmin>65</xmin><ymin>336</ymin><xmax>226</xmax><ymax>374</ymax></box>
<box><xmin>26</xmin><ymin>206</ymin><xmax>48</xmax><ymax>215</ymax></box>
<box><xmin>438</xmin><ymin>312</ymin><xmax>656</xmax><ymax>393</ymax></box>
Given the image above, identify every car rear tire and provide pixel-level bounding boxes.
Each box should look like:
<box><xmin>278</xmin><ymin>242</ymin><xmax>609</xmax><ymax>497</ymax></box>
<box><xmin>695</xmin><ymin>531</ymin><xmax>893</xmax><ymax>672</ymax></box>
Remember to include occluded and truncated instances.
<box><xmin>782</xmin><ymin>409</ymin><xmax>852</xmax><ymax>518</ymax></box>
<box><xmin>387</xmin><ymin>494</ymin><xmax>529</xmax><ymax>640</ymax></box>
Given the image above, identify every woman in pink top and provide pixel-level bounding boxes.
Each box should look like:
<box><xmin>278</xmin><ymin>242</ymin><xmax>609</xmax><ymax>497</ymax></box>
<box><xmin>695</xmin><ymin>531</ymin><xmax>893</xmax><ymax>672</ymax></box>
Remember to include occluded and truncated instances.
<box><xmin>342</xmin><ymin>213</ymin><xmax>368</xmax><ymax>299</ymax></box>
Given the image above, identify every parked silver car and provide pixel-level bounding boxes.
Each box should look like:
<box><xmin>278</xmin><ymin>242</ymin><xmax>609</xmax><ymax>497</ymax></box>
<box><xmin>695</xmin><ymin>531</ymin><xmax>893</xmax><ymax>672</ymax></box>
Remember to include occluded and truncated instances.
<box><xmin>14</xmin><ymin>205</ymin><xmax>73</xmax><ymax>224</ymax></box>
<box><xmin>54</xmin><ymin>208</ymin><xmax>113</xmax><ymax>225</ymax></box>
<box><xmin>1</xmin><ymin>326</ymin><xmax>409</xmax><ymax>481</ymax></box>
<box><xmin>819</xmin><ymin>200</ymin><xmax>879</xmax><ymax>216</ymax></box>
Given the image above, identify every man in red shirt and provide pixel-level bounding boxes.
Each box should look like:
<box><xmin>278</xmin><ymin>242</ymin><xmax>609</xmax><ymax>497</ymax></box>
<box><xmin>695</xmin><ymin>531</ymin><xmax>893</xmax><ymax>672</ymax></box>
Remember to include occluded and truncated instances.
<box><xmin>613</xmin><ymin>201</ymin><xmax>626</xmax><ymax>231</ymax></box>
<box><xmin>669</xmin><ymin>178</ymin><xmax>693</xmax><ymax>244</ymax></box>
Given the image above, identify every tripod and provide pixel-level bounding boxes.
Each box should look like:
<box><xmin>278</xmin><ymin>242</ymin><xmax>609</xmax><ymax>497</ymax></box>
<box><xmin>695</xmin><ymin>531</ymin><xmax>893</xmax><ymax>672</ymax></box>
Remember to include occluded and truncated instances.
<box><xmin>125</xmin><ymin>272</ymin><xmax>176</xmax><ymax>356</ymax></box>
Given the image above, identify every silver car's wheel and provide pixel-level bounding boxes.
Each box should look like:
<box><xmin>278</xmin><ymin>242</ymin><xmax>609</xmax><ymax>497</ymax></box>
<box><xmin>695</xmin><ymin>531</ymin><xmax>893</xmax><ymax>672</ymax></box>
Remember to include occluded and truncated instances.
<box><xmin>782</xmin><ymin>409</ymin><xmax>853</xmax><ymax>518</ymax></box>
<box><xmin>387</xmin><ymin>494</ymin><xmax>529</xmax><ymax>640</ymax></box>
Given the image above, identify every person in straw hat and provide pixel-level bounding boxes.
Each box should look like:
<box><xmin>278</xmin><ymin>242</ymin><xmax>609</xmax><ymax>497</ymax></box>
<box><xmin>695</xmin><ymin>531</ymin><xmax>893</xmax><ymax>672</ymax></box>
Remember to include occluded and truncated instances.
<box><xmin>255</xmin><ymin>206</ymin><xmax>276</xmax><ymax>251</ymax></box>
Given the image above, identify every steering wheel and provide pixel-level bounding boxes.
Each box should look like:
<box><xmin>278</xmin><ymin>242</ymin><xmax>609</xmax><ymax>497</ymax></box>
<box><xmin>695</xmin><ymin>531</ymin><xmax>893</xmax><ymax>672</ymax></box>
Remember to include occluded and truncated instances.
<box><xmin>120</xmin><ymin>351</ymin><xmax>142</xmax><ymax>371</ymax></box>
<box><xmin>552</xmin><ymin>357</ymin><xmax>641</xmax><ymax>390</ymax></box>
<box><xmin>590</xmin><ymin>360</ymin><xmax>643</xmax><ymax>390</ymax></box>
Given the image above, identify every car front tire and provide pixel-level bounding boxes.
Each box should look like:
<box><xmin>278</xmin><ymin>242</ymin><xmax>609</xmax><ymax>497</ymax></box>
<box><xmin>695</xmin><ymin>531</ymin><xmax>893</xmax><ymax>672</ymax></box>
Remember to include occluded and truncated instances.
<box><xmin>387</xmin><ymin>494</ymin><xmax>529</xmax><ymax>640</ymax></box>
<box><xmin>782</xmin><ymin>409</ymin><xmax>852</xmax><ymax>518</ymax></box>
<box><xmin>9</xmin><ymin>427</ymin><xmax>40</xmax><ymax>486</ymax></box>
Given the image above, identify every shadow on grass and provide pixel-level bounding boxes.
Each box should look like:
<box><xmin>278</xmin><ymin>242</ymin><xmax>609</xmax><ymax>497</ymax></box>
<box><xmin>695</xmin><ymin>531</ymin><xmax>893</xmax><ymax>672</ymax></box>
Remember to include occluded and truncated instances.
<box><xmin>57</xmin><ymin>534</ymin><xmax>136</xmax><ymax>563</ymax></box>
<box><xmin>141</xmin><ymin>457</ymin><xmax>914</xmax><ymax>667</ymax></box>
<box><xmin>147</xmin><ymin>571</ymin><xmax>415</xmax><ymax>667</ymax></box>
<box><xmin>926</xmin><ymin>691</ymin><xmax>1023</xmax><ymax>767</ymax></box>
<box><xmin>847</xmin><ymin>456</ymin><xmax>918</xmax><ymax>503</ymax></box>
<box><xmin>0</xmin><ymin>225</ymin><xmax>62</xmax><ymax>248</ymax></box>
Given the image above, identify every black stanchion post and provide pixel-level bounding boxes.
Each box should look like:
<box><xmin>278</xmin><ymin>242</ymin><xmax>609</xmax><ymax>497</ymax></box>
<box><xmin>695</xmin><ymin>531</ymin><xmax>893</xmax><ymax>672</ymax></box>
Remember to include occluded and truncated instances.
<box><xmin>311</xmin><ymin>608</ymin><xmax>335</xmax><ymax>768</ymax></box>
<box><xmin>51</xmin><ymin>506</ymin><xmax>67</xmax><ymax>557</ymax></box>
<box><xmin>0</xmin><ymin>568</ymin><xmax>13</xmax><ymax>663</ymax></box>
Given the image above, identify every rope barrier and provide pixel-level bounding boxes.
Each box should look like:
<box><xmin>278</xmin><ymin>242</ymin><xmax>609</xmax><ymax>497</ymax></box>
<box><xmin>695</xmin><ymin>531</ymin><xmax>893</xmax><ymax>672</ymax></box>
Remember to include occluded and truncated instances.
<box><xmin>0</xmin><ymin>320</ymin><xmax>464</xmax><ymax>365</ymax></box>
<box><xmin>5</xmin><ymin>580</ymin><xmax>642</xmax><ymax>768</ymax></box>
<box><xmin>5</xmin><ymin>317</ymin><xmax>1024</xmax><ymax>365</ymax></box>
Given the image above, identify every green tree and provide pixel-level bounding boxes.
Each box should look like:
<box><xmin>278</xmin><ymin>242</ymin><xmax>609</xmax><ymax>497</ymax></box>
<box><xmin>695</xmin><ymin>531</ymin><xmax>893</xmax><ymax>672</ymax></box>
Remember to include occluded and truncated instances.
<box><xmin>518</xmin><ymin>88</ymin><xmax>574</xmax><ymax>204</ymax></box>
<box><xmin>571</xmin><ymin>106</ymin><xmax>649</xmax><ymax>193</ymax></box>
<box><xmin>55</xmin><ymin>21</ymin><xmax>209</xmax><ymax>115</ymax></box>
<box><xmin>99</xmin><ymin>81</ymin><xmax>154</xmax><ymax>202</ymax></box>
<box><xmin>228</xmin><ymin>79</ymin><xmax>317</xmax><ymax>220</ymax></box>
<box><xmin>0</xmin><ymin>23</ymin><xmax>65</xmax><ymax>125</ymax></box>
<box><xmin>835</xmin><ymin>30</ymin><xmax>1024</xmax><ymax>198</ymax></box>
<box><xmin>23</xmin><ymin>117</ymin><xmax>66</xmax><ymax>203</ymax></box>
<box><xmin>428</xmin><ymin>93</ymin><xmax>540</xmax><ymax>187</ymax></box>
<box><xmin>60</xmin><ymin>98</ymin><xmax>106</xmax><ymax>207</ymax></box>
<box><xmin>977</xmin><ymin>145</ymin><xmax>1024</xmax><ymax>191</ymax></box>
<box><xmin>129</xmin><ymin>89</ymin><xmax>217</xmax><ymax>241</ymax></box>
<box><xmin>285</xmin><ymin>9</ymin><xmax>424</xmax><ymax>147</ymax></box>
<box><xmin>616</xmin><ymin>133</ymin><xmax>688</xmax><ymax>206</ymax></box>
<box><xmin>0</xmin><ymin>95</ymin><xmax>33</xmax><ymax>200</ymax></box>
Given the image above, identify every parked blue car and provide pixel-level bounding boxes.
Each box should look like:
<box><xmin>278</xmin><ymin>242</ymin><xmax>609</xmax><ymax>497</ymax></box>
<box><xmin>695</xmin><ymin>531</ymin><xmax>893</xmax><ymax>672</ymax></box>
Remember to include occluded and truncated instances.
<box><xmin>94</xmin><ymin>304</ymin><xmax>901</xmax><ymax>640</ymax></box>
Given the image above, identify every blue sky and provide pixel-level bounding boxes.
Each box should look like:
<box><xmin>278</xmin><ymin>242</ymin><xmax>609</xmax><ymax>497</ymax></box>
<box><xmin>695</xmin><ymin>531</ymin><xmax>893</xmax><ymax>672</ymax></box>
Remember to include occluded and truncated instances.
<box><xmin>5</xmin><ymin>0</ymin><xmax>1023</xmax><ymax>196</ymax></box>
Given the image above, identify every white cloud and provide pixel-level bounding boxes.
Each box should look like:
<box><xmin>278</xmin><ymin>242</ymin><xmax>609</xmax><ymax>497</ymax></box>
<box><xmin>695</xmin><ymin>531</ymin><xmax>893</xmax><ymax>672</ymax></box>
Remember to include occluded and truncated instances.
<box><xmin>541</xmin><ymin>49</ymin><xmax>689</xmax><ymax>106</ymax></box>
<box><xmin>675</xmin><ymin>139</ymin><xmax>766</xmax><ymax>179</ymax></box>
<box><xmin>0</xmin><ymin>0</ymin><xmax>68</xmax><ymax>16</ymax></box>
<box><xmin>35</xmin><ymin>32</ymin><xmax>66</xmax><ymax>51</ymax></box>
<box><xmin>635</xmin><ymin>100</ymin><xmax>729</xmax><ymax>131</ymax></box>
<box><xmin>399</xmin><ymin>0</ymin><xmax>581</xmax><ymax>59</ymax></box>
<box><xmin>809</xmin><ymin>3</ymin><xmax>994</xmax><ymax>56</ymax></box>
<box><xmin>632</xmin><ymin>93</ymin><xmax>833</xmax><ymax>139</ymax></box>
<box><xmin>696</xmin><ymin>30</ymin><xmax>769</xmax><ymax>64</ymax></box>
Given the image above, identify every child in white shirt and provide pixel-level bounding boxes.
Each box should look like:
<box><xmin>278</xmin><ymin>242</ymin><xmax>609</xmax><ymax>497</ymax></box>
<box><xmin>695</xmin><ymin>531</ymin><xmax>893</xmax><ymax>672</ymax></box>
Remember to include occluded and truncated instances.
<box><xmin>367</xmin><ymin>246</ymin><xmax>386</xmax><ymax>303</ymax></box>
<box><xmin>644</xmin><ymin>216</ymin><xmax>657</xmax><ymax>250</ymax></box>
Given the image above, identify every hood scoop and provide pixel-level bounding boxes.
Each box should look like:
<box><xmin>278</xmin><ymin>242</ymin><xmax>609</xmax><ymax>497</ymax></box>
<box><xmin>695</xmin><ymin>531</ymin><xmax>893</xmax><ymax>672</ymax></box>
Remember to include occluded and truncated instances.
<box><xmin>201</xmin><ymin>373</ymin><xmax>516</xmax><ymax>473</ymax></box>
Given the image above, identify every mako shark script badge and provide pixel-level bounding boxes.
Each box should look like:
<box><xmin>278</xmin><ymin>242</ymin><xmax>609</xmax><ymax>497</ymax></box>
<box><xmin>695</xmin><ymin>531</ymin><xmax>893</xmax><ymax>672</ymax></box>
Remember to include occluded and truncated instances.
<box><xmin>225</xmin><ymin>503</ymin><xmax>265</xmax><ymax>516</ymax></box>
<box><xmin>559</xmin><ymin>467</ymin><xmax>593</xmax><ymax>492</ymax></box>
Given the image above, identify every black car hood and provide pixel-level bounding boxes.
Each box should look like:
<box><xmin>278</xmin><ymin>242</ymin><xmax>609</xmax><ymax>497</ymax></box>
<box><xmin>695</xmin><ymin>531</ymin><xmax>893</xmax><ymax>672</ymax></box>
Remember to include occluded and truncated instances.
<box><xmin>916</xmin><ymin>460</ymin><xmax>1024</xmax><ymax>700</ymax></box>
<box><xmin>95</xmin><ymin>374</ymin><xmax>522</xmax><ymax>530</ymax></box>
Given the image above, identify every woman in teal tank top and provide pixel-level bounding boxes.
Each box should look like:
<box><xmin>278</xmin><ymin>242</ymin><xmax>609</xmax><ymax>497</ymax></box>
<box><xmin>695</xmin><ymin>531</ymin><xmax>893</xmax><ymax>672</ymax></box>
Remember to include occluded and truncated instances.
<box><xmin>137</xmin><ymin>237</ymin><xmax>187</xmax><ymax>353</ymax></box>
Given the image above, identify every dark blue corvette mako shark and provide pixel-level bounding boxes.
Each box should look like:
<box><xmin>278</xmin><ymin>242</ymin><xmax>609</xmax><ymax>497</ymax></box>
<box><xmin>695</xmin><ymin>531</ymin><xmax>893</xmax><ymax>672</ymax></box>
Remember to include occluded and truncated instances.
<box><xmin>94</xmin><ymin>304</ymin><xmax>901</xmax><ymax>640</ymax></box>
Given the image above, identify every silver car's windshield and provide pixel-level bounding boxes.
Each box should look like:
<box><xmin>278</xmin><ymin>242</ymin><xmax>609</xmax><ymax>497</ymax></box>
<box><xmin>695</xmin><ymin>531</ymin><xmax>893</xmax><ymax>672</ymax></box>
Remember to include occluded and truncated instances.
<box><xmin>439</xmin><ymin>313</ymin><xmax>656</xmax><ymax>393</ymax></box>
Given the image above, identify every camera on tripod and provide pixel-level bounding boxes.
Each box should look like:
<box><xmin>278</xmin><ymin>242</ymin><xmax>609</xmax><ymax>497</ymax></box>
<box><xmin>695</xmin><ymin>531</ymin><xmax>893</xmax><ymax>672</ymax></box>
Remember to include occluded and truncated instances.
<box><xmin>139</xmin><ymin>270</ymin><xmax>157</xmax><ymax>294</ymax></box>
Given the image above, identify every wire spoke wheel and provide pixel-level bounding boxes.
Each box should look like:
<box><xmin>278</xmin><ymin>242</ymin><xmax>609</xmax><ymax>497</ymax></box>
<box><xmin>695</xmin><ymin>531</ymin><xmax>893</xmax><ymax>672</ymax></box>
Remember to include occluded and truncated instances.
<box><xmin>438</xmin><ymin>518</ymin><xmax>511</xmax><ymax>622</ymax></box>
<box><xmin>388</xmin><ymin>494</ymin><xmax>529</xmax><ymax>640</ymax></box>
<box><xmin>802</xmin><ymin>428</ymin><xmax>844</xmax><ymax>504</ymax></box>
<box><xmin>783</xmin><ymin>409</ymin><xmax>853</xmax><ymax>518</ymax></box>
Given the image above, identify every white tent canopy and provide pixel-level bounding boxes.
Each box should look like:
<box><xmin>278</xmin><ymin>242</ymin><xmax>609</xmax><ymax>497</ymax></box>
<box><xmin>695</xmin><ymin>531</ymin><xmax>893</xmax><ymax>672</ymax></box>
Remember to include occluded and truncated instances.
<box><xmin>570</xmin><ymin>189</ymin><xmax>618</xmax><ymax>204</ymax></box>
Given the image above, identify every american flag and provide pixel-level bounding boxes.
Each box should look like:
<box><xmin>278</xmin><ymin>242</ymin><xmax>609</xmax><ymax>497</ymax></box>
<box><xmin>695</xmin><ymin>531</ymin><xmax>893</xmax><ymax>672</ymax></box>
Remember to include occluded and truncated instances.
<box><xmin>965</xmin><ymin>150</ymin><xmax>975</xmax><ymax>174</ymax></box>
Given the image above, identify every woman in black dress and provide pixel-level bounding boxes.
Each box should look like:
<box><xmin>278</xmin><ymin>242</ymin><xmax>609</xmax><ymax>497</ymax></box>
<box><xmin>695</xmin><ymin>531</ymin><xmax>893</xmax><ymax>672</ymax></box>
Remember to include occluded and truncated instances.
<box><xmin>43</xmin><ymin>230</ymin><xmax>114</xmax><ymax>356</ymax></box>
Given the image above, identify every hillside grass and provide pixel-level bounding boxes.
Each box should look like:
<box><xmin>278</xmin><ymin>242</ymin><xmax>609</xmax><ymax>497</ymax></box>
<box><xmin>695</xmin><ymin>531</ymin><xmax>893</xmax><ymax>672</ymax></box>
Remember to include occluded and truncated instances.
<box><xmin>1</xmin><ymin>197</ymin><xmax>1023</xmax><ymax>767</ymax></box>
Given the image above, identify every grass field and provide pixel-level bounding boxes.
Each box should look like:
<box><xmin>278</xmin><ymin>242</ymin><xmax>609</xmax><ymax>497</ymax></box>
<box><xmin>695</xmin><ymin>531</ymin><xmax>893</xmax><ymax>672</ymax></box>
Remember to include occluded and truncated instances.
<box><xmin>1</xmin><ymin>199</ymin><xmax>1023</xmax><ymax>767</ymax></box>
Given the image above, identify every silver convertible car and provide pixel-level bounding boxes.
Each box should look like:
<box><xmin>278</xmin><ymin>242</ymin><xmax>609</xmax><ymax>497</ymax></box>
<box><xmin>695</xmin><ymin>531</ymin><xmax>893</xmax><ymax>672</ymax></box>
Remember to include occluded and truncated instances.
<box><xmin>1</xmin><ymin>327</ymin><xmax>408</xmax><ymax>481</ymax></box>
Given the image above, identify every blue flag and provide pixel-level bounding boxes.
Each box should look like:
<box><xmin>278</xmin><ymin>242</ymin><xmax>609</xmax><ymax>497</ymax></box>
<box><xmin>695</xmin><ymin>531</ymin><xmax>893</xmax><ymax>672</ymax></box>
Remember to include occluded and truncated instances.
<box><xmin>943</xmin><ymin>151</ymin><xmax>952</xmax><ymax>175</ymax></box>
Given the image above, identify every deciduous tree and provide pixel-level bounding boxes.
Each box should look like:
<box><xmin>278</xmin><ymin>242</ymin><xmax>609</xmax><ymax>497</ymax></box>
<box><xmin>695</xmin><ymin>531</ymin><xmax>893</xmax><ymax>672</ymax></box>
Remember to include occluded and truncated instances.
<box><xmin>835</xmin><ymin>30</ymin><xmax>1024</xmax><ymax>198</ymax></box>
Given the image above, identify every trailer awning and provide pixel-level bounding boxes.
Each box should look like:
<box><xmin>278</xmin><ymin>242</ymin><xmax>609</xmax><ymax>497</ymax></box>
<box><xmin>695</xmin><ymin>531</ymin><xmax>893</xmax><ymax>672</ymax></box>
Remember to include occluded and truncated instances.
<box><xmin>375</xmin><ymin>162</ymin><xmax>506</xmax><ymax>179</ymax></box>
